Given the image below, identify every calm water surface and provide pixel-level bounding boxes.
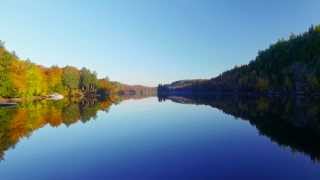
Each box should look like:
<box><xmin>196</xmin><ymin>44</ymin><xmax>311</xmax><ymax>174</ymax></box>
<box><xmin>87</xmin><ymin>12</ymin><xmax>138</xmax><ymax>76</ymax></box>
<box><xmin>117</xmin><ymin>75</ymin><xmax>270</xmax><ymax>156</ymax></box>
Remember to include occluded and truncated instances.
<box><xmin>0</xmin><ymin>96</ymin><xmax>320</xmax><ymax>179</ymax></box>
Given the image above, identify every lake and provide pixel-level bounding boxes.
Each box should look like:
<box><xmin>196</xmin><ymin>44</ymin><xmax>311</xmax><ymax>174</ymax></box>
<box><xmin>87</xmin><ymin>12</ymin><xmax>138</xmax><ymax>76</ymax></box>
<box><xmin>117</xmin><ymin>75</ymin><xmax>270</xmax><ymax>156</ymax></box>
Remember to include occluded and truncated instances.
<box><xmin>0</xmin><ymin>96</ymin><xmax>320</xmax><ymax>180</ymax></box>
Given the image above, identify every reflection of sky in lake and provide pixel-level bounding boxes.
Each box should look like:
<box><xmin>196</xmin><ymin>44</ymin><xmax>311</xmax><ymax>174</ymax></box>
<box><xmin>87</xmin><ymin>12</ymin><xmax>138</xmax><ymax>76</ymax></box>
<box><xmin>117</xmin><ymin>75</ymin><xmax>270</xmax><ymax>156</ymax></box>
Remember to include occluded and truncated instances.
<box><xmin>1</xmin><ymin>97</ymin><xmax>320</xmax><ymax>180</ymax></box>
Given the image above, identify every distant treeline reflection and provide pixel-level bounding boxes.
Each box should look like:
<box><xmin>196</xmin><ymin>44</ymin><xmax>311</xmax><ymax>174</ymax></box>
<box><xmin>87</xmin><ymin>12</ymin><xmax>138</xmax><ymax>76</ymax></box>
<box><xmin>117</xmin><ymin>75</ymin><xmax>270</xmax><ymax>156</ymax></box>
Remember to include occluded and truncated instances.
<box><xmin>0</xmin><ymin>98</ymin><xmax>116</xmax><ymax>160</ymax></box>
<box><xmin>159</xmin><ymin>94</ymin><xmax>320</xmax><ymax>162</ymax></box>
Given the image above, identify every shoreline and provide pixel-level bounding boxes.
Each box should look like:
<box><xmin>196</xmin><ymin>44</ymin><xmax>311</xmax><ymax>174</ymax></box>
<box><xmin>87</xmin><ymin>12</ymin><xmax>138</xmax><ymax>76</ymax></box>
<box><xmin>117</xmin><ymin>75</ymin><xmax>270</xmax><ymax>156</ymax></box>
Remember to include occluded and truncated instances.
<box><xmin>0</xmin><ymin>92</ymin><xmax>105</xmax><ymax>105</ymax></box>
<box><xmin>0</xmin><ymin>96</ymin><xmax>48</xmax><ymax>105</ymax></box>
<box><xmin>157</xmin><ymin>90</ymin><xmax>320</xmax><ymax>98</ymax></box>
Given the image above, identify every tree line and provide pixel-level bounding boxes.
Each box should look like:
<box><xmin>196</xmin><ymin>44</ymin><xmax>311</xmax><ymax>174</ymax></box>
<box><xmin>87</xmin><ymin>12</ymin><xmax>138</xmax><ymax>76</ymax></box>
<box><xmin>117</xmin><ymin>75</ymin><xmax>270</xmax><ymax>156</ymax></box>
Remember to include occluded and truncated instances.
<box><xmin>212</xmin><ymin>24</ymin><xmax>320</xmax><ymax>94</ymax></box>
<box><xmin>0</xmin><ymin>41</ymin><xmax>118</xmax><ymax>99</ymax></box>
<box><xmin>159</xmin><ymin>24</ymin><xmax>320</xmax><ymax>95</ymax></box>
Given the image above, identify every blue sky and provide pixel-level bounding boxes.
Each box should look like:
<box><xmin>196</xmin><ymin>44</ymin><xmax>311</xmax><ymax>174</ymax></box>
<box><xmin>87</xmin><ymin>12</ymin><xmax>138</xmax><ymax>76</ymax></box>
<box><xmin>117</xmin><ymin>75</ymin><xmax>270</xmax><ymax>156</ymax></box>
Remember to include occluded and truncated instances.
<box><xmin>0</xmin><ymin>0</ymin><xmax>319</xmax><ymax>86</ymax></box>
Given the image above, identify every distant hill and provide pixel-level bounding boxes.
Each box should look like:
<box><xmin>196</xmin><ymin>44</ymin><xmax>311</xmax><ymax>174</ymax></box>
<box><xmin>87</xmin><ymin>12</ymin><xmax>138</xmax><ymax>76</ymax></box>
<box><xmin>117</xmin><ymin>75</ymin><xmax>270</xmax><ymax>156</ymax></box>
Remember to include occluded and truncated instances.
<box><xmin>159</xmin><ymin>25</ymin><xmax>320</xmax><ymax>96</ymax></box>
<box><xmin>115</xmin><ymin>83</ymin><xmax>157</xmax><ymax>97</ymax></box>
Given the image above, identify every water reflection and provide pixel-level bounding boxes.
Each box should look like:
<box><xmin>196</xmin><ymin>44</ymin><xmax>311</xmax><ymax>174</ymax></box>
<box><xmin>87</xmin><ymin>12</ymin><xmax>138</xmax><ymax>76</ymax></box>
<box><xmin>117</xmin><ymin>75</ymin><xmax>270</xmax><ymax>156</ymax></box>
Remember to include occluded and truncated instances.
<box><xmin>2</xmin><ymin>93</ymin><xmax>320</xmax><ymax>167</ymax></box>
<box><xmin>159</xmin><ymin>94</ymin><xmax>320</xmax><ymax>162</ymax></box>
<box><xmin>0</xmin><ymin>97</ymin><xmax>115</xmax><ymax>161</ymax></box>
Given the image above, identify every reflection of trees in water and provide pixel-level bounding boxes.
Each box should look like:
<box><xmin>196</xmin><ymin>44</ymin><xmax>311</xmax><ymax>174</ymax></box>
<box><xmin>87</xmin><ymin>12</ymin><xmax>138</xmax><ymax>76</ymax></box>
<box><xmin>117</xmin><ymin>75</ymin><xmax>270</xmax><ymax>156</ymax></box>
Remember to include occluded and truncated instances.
<box><xmin>159</xmin><ymin>94</ymin><xmax>320</xmax><ymax>162</ymax></box>
<box><xmin>79</xmin><ymin>98</ymin><xmax>100</xmax><ymax>123</ymax></box>
<box><xmin>0</xmin><ymin>98</ymin><xmax>114</xmax><ymax>160</ymax></box>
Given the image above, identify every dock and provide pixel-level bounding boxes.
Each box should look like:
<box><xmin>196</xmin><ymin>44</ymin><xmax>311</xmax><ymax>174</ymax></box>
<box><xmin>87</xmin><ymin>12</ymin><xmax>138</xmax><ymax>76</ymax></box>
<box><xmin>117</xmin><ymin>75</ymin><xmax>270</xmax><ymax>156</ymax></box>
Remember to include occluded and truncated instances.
<box><xmin>0</xmin><ymin>103</ymin><xmax>18</xmax><ymax>107</ymax></box>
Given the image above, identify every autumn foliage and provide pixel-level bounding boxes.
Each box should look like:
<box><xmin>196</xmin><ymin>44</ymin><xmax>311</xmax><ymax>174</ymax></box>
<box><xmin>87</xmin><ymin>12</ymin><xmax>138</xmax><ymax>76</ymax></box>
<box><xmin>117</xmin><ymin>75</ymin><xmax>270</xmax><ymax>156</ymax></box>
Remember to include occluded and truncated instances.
<box><xmin>0</xmin><ymin>41</ymin><xmax>116</xmax><ymax>99</ymax></box>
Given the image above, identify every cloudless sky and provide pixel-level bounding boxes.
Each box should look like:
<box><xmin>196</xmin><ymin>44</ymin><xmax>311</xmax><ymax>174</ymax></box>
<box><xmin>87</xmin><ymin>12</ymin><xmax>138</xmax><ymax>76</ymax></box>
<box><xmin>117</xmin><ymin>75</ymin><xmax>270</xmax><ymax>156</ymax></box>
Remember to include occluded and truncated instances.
<box><xmin>0</xmin><ymin>0</ymin><xmax>319</xmax><ymax>86</ymax></box>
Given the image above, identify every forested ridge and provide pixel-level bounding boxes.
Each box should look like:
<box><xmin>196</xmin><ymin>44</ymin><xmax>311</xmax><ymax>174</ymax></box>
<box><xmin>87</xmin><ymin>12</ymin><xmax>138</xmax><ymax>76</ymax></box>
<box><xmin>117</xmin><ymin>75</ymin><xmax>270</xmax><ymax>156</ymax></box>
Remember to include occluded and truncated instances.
<box><xmin>0</xmin><ymin>41</ymin><xmax>118</xmax><ymax>100</ymax></box>
<box><xmin>159</xmin><ymin>25</ymin><xmax>320</xmax><ymax>95</ymax></box>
